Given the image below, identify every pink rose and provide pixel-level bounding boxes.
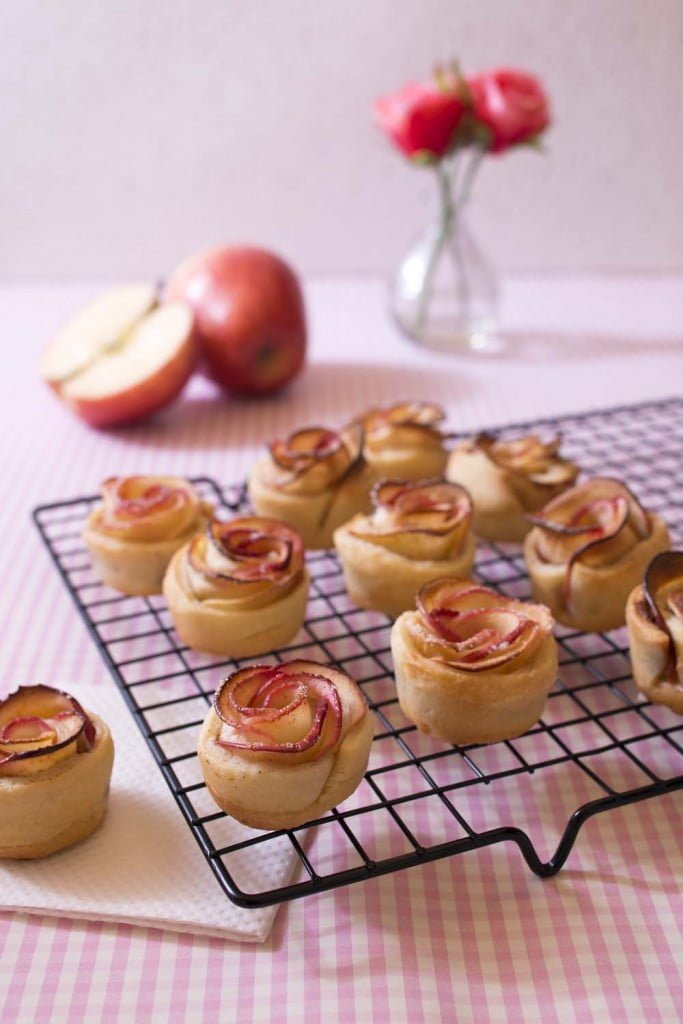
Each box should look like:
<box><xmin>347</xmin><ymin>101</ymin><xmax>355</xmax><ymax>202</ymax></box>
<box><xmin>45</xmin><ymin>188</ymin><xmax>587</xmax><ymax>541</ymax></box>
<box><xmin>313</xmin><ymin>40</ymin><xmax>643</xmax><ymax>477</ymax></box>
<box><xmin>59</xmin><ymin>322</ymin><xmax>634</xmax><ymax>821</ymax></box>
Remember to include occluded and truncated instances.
<box><xmin>373</xmin><ymin>81</ymin><xmax>466</xmax><ymax>161</ymax></box>
<box><xmin>468</xmin><ymin>69</ymin><xmax>550</xmax><ymax>153</ymax></box>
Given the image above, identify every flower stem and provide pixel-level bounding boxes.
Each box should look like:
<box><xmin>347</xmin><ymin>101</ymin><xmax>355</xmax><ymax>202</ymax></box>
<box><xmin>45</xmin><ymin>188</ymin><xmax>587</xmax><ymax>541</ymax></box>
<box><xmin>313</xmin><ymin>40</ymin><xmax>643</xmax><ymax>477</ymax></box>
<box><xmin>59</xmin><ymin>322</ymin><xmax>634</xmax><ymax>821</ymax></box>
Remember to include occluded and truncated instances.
<box><xmin>449</xmin><ymin>146</ymin><xmax>485</xmax><ymax>331</ymax></box>
<box><xmin>414</xmin><ymin>146</ymin><xmax>486</xmax><ymax>339</ymax></box>
<box><xmin>415</xmin><ymin>161</ymin><xmax>454</xmax><ymax>331</ymax></box>
<box><xmin>457</xmin><ymin>144</ymin><xmax>485</xmax><ymax>208</ymax></box>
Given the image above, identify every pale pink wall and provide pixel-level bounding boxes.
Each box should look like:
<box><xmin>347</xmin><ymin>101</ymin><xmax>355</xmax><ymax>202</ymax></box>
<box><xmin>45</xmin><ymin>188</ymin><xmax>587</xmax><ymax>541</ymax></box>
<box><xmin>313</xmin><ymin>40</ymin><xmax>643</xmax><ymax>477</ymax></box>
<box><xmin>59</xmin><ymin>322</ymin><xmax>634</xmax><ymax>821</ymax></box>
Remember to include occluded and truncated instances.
<box><xmin>2</xmin><ymin>0</ymin><xmax>682</xmax><ymax>279</ymax></box>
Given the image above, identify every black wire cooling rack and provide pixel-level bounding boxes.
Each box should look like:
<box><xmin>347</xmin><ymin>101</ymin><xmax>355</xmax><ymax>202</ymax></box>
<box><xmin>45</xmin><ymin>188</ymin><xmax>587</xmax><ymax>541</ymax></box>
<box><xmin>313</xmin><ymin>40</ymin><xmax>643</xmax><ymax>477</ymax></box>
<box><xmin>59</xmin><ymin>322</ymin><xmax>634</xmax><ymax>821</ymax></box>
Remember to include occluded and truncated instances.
<box><xmin>33</xmin><ymin>397</ymin><xmax>683</xmax><ymax>908</ymax></box>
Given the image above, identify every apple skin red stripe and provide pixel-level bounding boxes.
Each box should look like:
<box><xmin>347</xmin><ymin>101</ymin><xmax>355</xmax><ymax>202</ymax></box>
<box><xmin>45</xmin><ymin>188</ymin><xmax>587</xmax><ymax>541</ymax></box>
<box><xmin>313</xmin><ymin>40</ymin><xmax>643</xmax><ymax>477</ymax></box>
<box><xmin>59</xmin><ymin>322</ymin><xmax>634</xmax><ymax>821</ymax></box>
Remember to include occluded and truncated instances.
<box><xmin>213</xmin><ymin>664</ymin><xmax>343</xmax><ymax>758</ymax></box>
<box><xmin>0</xmin><ymin>685</ymin><xmax>95</xmax><ymax>768</ymax></box>
<box><xmin>413</xmin><ymin>578</ymin><xmax>545</xmax><ymax>672</ymax></box>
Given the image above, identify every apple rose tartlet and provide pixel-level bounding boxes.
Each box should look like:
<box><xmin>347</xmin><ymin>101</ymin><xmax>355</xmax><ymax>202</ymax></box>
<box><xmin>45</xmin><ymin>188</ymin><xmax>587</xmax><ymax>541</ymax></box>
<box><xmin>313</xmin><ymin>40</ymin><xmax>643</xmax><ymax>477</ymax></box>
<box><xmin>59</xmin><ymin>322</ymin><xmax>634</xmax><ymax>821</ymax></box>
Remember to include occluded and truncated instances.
<box><xmin>626</xmin><ymin>551</ymin><xmax>683</xmax><ymax>714</ymax></box>
<box><xmin>334</xmin><ymin>478</ymin><xmax>475</xmax><ymax>618</ymax></box>
<box><xmin>198</xmin><ymin>660</ymin><xmax>373</xmax><ymax>829</ymax></box>
<box><xmin>84</xmin><ymin>476</ymin><xmax>213</xmax><ymax>595</ymax></box>
<box><xmin>391</xmin><ymin>578</ymin><xmax>558</xmax><ymax>745</ymax></box>
<box><xmin>354</xmin><ymin>400</ymin><xmax>448</xmax><ymax>481</ymax></box>
<box><xmin>247</xmin><ymin>423</ymin><xmax>375</xmax><ymax>549</ymax></box>
<box><xmin>446</xmin><ymin>432</ymin><xmax>579</xmax><ymax>542</ymax></box>
<box><xmin>163</xmin><ymin>516</ymin><xmax>309</xmax><ymax>657</ymax></box>
<box><xmin>524</xmin><ymin>477</ymin><xmax>670</xmax><ymax>632</ymax></box>
<box><xmin>0</xmin><ymin>685</ymin><xmax>114</xmax><ymax>859</ymax></box>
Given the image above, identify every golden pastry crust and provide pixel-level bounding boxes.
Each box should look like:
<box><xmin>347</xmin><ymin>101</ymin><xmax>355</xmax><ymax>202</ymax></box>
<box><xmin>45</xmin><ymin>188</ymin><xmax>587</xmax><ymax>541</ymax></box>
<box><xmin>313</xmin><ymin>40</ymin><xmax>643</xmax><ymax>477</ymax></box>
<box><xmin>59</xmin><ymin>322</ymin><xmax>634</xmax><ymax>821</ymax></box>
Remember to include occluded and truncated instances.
<box><xmin>446</xmin><ymin>432</ymin><xmax>579</xmax><ymax>542</ymax></box>
<box><xmin>353</xmin><ymin>401</ymin><xmax>448</xmax><ymax>481</ymax></box>
<box><xmin>334</xmin><ymin>478</ymin><xmax>475</xmax><ymax>618</ymax></box>
<box><xmin>626</xmin><ymin>551</ymin><xmax>683</xmax><ymax>714</ymax></box>
<box><xmin>248</xmin><ymin>424</ymin><xmax>375</xmax><ymax>549</ymax></box>
<box><xmin>391</xmin><ymin>577</ymin><xmax>558</xmax><ymax>745</ymax></box>
<box><xmin>163</xmin><ymin>516</ymin><xmax>309</xmax><ymax>657</ymax></box>
<box><xmin>524</xmin><ymin>477</ymin><xmax>670</xmax><ymax>632</ymax></box>
<box><xmin>0</xmin><ymin>686</ymin><xmax>114</xmax><ymax>859</ymax></box>
<box><xmin>84</xmin><ymin>475</ymin><xmax>213</xmax><ymax>595</ymax></box>
<box><xmin>198</xmin><ymin>661</ymin><xmax>373</xmax><ymax>830</ymax></box>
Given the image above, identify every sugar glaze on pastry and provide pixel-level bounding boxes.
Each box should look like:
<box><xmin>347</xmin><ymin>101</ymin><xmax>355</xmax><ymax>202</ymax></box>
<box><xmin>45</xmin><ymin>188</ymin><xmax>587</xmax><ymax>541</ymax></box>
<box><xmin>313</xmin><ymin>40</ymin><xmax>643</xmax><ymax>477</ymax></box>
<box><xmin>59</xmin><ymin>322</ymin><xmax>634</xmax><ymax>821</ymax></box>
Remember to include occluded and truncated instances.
<box><xmin>391</xmin><ymin>577</ymin><xmax>558</xmax><ymax>745</ymax></box>
<box><xmin>626</xmin><ymin>551</ymin><xmax>683</xmax><ymax>714</ymax></box>
<box><xmin>163</xmin><ymin>515</ymin><xmax>309</xmax><ymax>657</ymax></box>
<box><xmin>248</xmin><ymin>423</ymin><xmax>375</xmax><ymax>549</ymax></box>
<box><xmin>198</xmin><ymin>660</ymin><xmax>373</xmax><ymax>830</ymax></box>
<box><xmin>354</xmin><ymin>400</ymin><xmax>448</xmax><ymax>481</ymax></box>
<box><xmin>0</xmin><ymin>685</ymin><xmax>114</xmax><ymax>859</ymax></box>
<box><xmin>83</xmin><ymin>475</ymin><xmax>213</xmax><ymax>595</ymax></box>
<box><xmin>446</xmin><ymin>432</ymin><xmax>579</xmax><ymax>542</ymax></box>
<box><xmin>524</xmin><ymin>477</ymin><xmax>669</xmax><ymax>632</ymax></box>
<box><xmin>334</xmin><ymin>478</ymin><xmax>475</xmax><ymax>618</ymax></box>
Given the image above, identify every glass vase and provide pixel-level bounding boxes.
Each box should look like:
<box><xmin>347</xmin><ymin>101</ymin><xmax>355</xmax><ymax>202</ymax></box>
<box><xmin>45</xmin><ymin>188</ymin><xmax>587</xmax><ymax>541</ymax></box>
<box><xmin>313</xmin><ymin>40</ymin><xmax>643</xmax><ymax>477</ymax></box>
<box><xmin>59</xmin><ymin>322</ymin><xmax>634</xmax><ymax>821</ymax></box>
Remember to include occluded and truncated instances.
<box><xmin>390</xmin><ymin>160</ymin><xmax>500</xmax><ymax>353</ymax></box>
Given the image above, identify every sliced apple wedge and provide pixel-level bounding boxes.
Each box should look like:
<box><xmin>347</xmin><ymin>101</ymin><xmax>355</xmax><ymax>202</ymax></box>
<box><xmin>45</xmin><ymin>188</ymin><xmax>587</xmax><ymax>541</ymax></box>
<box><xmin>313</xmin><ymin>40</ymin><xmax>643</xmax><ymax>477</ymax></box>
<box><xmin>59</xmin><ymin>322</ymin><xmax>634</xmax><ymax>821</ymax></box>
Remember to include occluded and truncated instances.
<box><xmin>40</xmin><ymin>286</ymin><xmax>197</xmax><ymax>427</ymax></box>
<box><xmin>40</xmin><ymin>284</ymin><xmax>158</xmax><ymax>385</ymax></box>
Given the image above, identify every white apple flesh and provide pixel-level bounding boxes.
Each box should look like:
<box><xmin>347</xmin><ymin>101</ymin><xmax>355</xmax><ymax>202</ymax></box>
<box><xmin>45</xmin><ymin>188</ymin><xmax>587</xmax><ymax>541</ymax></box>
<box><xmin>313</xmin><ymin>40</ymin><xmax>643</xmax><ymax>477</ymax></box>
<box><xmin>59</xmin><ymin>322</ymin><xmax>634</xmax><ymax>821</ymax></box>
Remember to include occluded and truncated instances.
<box><xmin>40</xmin><ymin>286</ymin><xmax>197</xmax><ymax>428</ymax></box>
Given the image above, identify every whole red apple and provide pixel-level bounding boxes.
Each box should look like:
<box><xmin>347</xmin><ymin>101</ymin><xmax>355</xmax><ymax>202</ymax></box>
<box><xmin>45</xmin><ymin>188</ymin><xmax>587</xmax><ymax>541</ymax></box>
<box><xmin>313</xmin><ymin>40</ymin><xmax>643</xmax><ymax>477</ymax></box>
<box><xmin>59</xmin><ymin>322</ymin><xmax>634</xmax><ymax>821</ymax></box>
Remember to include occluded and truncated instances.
<box><xmin>166</xmin><ymin>246</ymin><xmax>307</xmax><ymax>397</ymax></box>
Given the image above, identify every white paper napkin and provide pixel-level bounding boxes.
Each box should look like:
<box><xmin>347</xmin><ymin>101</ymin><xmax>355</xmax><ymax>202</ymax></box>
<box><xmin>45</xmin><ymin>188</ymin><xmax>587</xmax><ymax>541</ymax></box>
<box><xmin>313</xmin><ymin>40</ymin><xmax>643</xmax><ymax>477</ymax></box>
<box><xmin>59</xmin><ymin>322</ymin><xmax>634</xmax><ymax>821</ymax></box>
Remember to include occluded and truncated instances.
<box><xmin>0</xmin><ymin>685</ymin><xmax>297</xmax><ymax>943</ymax></box>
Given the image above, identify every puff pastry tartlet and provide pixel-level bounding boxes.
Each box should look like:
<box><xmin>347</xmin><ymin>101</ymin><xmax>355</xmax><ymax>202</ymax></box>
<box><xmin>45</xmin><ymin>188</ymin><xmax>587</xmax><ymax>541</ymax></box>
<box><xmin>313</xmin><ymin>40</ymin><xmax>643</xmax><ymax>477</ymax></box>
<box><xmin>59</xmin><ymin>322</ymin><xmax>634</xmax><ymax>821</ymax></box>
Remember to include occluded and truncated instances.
<box><xmin>626</xmin><ymin>551</ymin><xmax>683</xmax><ymax>714</ymax></box>
<box><xmin>354</xmin><ymin>400</ymin><xmax>448</xmax><ymax>481</ymax></box>
<box><xmin>334</xmin><ymin>478</ymin><xmax>475</xmax><ymax>618</ymax></box>
<box><xmin>0</xmin><ymin>685</ymin><xmax>114</xmax><ymax>859</ymax></box>
<box><xmin>248</xmin><ymin>424</ymin><xmax>374</xmax><ymax>549</ymax></box>
<box><xmin>391</xmin><ymin>577</ymin><xmax>558</xmax><ymax>745</ymax></box>
<box><xmin>446</xmin><ymin>432</ymin><xmax>579</xmax><ymax>542</ymax></box>
<box><xmin>84</xmin><ymin>476</ymin><xmax>213</xmax><ymax>595</ymax></box>
<box><xmin>163</xmin><ymin>516</ymin><xmax>309</xmax><ymax>657</ymax></box>
<box><xmin>198</xmin><ymin>660</ymin><xmax>374</xmax><ymax>829</ymax></box>
<box><xmin>524</xmin><ymin>477</ymin><xmax>670</xmax><ymax>632</ymax></box>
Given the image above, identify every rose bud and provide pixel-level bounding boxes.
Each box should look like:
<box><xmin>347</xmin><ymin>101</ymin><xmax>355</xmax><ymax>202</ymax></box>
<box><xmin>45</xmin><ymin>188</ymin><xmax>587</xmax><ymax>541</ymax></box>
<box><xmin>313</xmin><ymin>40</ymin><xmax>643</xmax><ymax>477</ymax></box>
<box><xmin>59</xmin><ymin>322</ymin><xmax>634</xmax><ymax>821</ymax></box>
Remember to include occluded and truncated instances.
<box><xmin>373</xmin><ymin>81</ymin><xmax>466</xmax><ymax>162</ymax></box>
<box><xmin>468</xmin><ymin>68</ymin><xmax>550</xmax><ymax>154</ymax></box>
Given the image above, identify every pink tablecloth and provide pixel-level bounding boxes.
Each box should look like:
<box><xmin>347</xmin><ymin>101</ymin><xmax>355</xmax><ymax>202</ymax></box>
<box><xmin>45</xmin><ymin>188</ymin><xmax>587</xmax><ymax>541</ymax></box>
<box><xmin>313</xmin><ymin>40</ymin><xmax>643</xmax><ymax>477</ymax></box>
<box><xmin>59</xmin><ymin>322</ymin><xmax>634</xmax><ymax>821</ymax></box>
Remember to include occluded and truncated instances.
<box><xmin>1</xmin><ymin>275</ymin><xmax>682</xmax><ymax>1022</ymax></box>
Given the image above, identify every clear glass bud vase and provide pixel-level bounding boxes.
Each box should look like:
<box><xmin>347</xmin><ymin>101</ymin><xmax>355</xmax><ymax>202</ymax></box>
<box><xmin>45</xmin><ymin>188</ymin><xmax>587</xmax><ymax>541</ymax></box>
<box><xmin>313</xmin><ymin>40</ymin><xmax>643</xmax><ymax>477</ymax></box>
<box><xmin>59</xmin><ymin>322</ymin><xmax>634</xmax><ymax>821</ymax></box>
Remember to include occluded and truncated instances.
<box><xmin>390</xmin><ymin>159</ymin><xmax>500</xmax><ymax>353</ymax></box>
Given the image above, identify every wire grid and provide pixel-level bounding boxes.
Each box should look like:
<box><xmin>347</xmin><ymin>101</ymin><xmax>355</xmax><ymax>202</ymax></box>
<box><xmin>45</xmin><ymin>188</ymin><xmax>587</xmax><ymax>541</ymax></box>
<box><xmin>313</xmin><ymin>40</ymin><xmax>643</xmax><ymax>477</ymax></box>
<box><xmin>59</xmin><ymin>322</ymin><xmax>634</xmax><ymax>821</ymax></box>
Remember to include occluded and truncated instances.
<box><xmin>32</xmin><ymin>397</ymin><xmax>683</xmax><ymax>908</ymax></box>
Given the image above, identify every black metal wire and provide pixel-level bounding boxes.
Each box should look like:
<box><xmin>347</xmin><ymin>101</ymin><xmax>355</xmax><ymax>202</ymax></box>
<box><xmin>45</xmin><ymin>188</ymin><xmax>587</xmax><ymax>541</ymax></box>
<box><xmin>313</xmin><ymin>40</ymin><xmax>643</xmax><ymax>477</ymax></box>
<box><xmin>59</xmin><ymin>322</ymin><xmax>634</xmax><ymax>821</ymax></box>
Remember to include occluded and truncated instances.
<box><xmin>32</xmin><ymin>397</ymin><xmax>683</xmax><ymax>908</ymax></box>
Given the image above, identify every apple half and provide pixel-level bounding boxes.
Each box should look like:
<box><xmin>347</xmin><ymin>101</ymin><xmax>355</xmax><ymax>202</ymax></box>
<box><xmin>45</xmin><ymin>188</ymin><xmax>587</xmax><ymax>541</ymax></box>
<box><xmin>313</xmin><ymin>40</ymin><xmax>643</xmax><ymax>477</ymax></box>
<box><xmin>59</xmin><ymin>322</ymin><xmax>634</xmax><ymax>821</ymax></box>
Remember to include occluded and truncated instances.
<box><xmin>40</xmin><ymin>285</ymin><xmax>197</xmax><ymax>427</ymax></box>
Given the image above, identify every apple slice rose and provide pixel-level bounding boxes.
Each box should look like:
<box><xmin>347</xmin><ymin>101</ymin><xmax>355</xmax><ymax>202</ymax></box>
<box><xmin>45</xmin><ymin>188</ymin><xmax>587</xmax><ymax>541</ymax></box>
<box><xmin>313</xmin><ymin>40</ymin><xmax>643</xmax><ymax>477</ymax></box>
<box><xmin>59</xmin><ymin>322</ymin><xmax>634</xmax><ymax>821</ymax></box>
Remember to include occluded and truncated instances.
<box><xmin>197</xmin><ymin>660</ymin><xmax>374</xmax><ymax>830</ymax></box>
<box><xmin>334</xmin><ymin>478</ymin><xmax>476</xmax><ymax>619</ymax></box>
<box><xmin>354</xmin><ymin>400</ymin><xmax>448</xmax><ymax>480</ymax></box>
<box><xmin>40</xmin><ymin>284</ymin><xmax>197</xmax><ymax>427</ymax></box>
<box><xmin>391</xmin><ymin>577</ymin><xmax>558</xmax><ymax>744</ymax></box>
<box><xmin>351</xmin><ymin>478</ymin><xmax>473</xmax><ymax>559</ymax></box>
<box><xmin>446</xmin><ymin>431</ymin><xmax>579</xmax><ymax>542</ymax></box>
<box><xmin>410</xmin><ymin>577</ymin><xmax>552</xmax><ymax>670</ymax></box>
<box><xmin>184</xmin><ymin>516</ymin><xmax>305</xmax><ymax>607</ymax></box>
<box><xmin>0</xmin><ymin>685</ymin><xmax>95</xmax><ymax>777</ymax></box>
<box><xmin>0</xmin><ymin>685</ymin><xmax>115</xmax><ymax>859</ymax></box>
<box><xmin>83</xmin><ymin>475</ymin><xmax>213</xmax><ymax>596</ymax></box>
<box><xmin>248</xmin><ymin>422</ymin><xmax>376</xmax><ymax>549</ymax></box>
<box><xmin>524</xmin><ymin>477</ymin><xmax>670</xmax><ymax>632</ymax></box>
<box><xmin>626</xmin><ymin>550</ymin><xmax>683</xmax><ymax>713</ymax></box>
<box><xmin>95</xmin><ymin>476</ymin><xmax>208</xmax><ymax>542</ymax></box>
<box><xmin>162</xmin><ymin>515</ymin><xmax>310</xmax><ymax>657</ymax></box>
<box><xmin>268</xmin><ymin>424</ymin><xmax>366</xmax><ymax>497</ymax></box>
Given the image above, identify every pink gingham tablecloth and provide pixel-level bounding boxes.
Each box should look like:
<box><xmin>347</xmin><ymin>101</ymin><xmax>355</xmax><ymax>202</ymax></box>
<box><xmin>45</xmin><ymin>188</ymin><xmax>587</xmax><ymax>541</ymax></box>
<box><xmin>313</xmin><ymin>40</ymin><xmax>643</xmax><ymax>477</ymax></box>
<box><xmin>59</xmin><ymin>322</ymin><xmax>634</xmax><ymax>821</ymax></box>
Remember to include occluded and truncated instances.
<box><xmin>0</xmin><ymin>275</ymin><xmax>682</xmax><ymax>1023</ymax></box>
